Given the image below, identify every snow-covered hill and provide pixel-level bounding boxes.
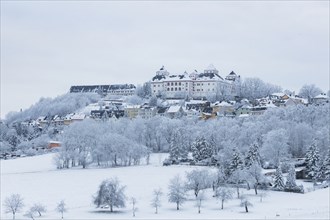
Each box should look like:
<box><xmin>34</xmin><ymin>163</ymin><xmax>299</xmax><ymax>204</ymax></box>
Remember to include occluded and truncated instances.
<box><xmin>1</xmin><ymin>154</ymin><xmax>329</xmax><ymax>219</ymax></box>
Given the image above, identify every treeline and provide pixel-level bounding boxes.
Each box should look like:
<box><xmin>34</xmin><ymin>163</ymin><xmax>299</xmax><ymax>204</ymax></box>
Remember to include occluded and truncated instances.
<box><xmin>5</xmin><ymin>93</ymin><xmax>100</xmax><ymax>124</ymax></box>
<box><xmin>53</xmin><ymin>103</ymin><xmax>330</xmax><ymax>170</ymax></box>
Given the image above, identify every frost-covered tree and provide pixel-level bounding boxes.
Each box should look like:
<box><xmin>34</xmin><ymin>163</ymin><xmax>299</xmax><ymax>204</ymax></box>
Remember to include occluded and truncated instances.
<box><xmin>322</xmin><ymin>149</ymin><xmax>330</xmax><ymax>181</ymax></box>
<box><xmin>228</xmin><ymin>149</ymin><xmax>244</xmax><ymax>175</ymax></box>
<box><xmin>228</xmin><ymin>169</ymin><xmax>245</xmax><ymax>199</ymax></box>
<box><xmin>191</xmin><ymin>137</ymin><xmax>213</xmax><ymax>162</ymax></box>
<box><xmin>168</xmin><ymin>175</ymin><xmax>187</xmax><ymax>210</ymax></box>
<box><xmin>262</xmin><ymin>129</ymin><xmax>289</xmax><ymax>168</ymax></box>
<box><xmin>130</xmin><ymin>197</ymin><xmax>137</xmax><ymax>217</ymax></box>
<box><xmin>3</xmin><ymin>194</ymin><xmax>24</xmax><ymax>220</ymax></box>
<box><xmin>185</xmin><ymin>169</ymin><xmax>212</xmax><ymax>198</ymax></box>
<box><xmin>93</xmin><ymin>178</ymin><xmax>127</xmax><ymax>212</ymax></box>
<box><xmin>195</xmin><ymin>190</ymin><xmax>205</xmax><ymax>214</ymax></box>
<box><xmin>273</xmin><ymin>166</ymin><xmax>285</xmax><ymax>190</ymax></box>
<box><xmin>285</xmin><ymin>164</ymin><xmax>297</xmax><ymax>190</ymax></box>
<box><xmin>241</xmin><ymin>77</ymin><xmax>281</xmax><ymax>101</ymax></box>
<box><xmin>247</xmin><ymin>163</ymin><xmax>264</xmax><ymax>195</ymax></box>
<box><xmin>245</xmin><ymin>143</ymin><xmax>261</xmax><ymax>168</ymax></box>
<box><xmin>30</xmin><ymin>203</ymin><xmax>46</xmax><ymax>217</ymax></box>
<box><xmin>24</xmin><ymin>208</ymin><xmax>36</xmax><ymax>220</ymax></box>
<box><xmin>299</xmin><ymin>84</ymin><xmax>322</xmax><ymax>103</ymax></box>
<box><xmin>305</xmin><ymin>143</ymin><xmax>320</xmax><ymax>180</ymax></box>
<box><xmin>56</xmin><ymin>200</ymin><xmax>66</xmax><ymax>220</ymax></box>
<box><xmin>240</xmin><ymin>196</ymin><xmax>253</xmax><ymax>213</ymax></box>
<box><xmin>151</xmin><ymin>188</ymin><xmax>163</xmax><ymax>214</ymax></box>
<box><xmin>215</xmin><ymin>187</ymin><xmax>233</xmax><ymax>209</ymax></box>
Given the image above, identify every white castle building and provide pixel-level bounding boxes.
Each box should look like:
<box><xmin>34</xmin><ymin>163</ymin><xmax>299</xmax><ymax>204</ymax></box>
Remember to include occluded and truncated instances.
<box><xmin>151</xmin><ymin>64</ymin><xmax>241</xmax><ymax>99</ymax></box>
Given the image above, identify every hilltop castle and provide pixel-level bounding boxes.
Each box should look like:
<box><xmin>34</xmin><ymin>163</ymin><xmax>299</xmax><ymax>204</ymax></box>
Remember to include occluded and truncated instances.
<box><xmin>150</xmin><ymin>64</ymin><xmax>241</xmax><ymax>99</ymax></box>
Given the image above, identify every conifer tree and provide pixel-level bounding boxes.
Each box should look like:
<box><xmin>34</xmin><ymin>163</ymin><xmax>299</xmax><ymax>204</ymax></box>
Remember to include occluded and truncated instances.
<box><xmin>169</xmin><ymin>136</ymin><xmax>180</xmax><ymax>162</ymax></box>
<box><xmin>191</xmin><ymin>137</ymin><xmax>212</xmax><ymax>162</ymax></box>
<box><xmin>245</xmin><ymin>143</ymin><xmax>261</xmax><ymax>168</ymax></box>
<box><xmin>323</xmin><ymin>149</ymin><xmax>330</xmax><ymax>181</ymax></box>
<box><xmin>228</xmin><ymin>149</ymin><xmax>244</xmax><ymax>175</ymax></box>
<box><xmin>285</xmin><ymin>164</ymin><xmax>297</xmax><ymax>190</ymax></box>
<box><xmin>305</xmin><ymin>143</ymin><xmax>320</xmax><ymax>180</ymax></box>
<box><xmin>273</xmin><ymin>166</ymin><xmax>285</xmax><ymax>190</ymax></box>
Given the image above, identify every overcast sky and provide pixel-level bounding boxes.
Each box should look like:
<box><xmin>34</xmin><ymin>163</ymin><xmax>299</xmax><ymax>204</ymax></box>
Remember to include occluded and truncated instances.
<box><xmin>1</xmin><ymin>1</ymin><xmax>329</xmax><ymax>119</ymax></box>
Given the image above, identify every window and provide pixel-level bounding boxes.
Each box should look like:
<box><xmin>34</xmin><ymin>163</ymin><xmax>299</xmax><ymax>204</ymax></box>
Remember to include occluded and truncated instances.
<box><xmin>158</xmin><ymin>85</ymin><xmax>160</xmax><ymax>87</ymax></box>
<box><xmin>167</xmin><ymin>88</ymin><xmax>170</xmax><ymax>91</ymax></box>
<box><xmin>175</xmin><ymin>88</ymin><xmax>177</xmax><ymax>91</ymax></box>
<box><xmin>167</xmin><ymin>82</ymin><xmax>170</xmax><ymax>86</ymax></box>
<box><xmin>154</xmin><ymin>85</ymin><xmax>156</xmax><ymax>87</ymax></box>
<box><xmin>175</xmin><ymin>82</ymin><xmax>177</xmax><ymax>86</ymax></box>
<box><xmin>179</xmin><ymin>88</ymin><xmax>181</xmax><ymax>91</ymax></box>
<box><xmin>179</xmin><ymin>82</ymin><xmax>181</xmax><ymax>86</ymax></box>
<box><xmin>171</xmin><ymin>82</ymin><xmax>173</xmax><ymax>86</ymax></box>
<box><xmin>171</xmin><ymin>88</ymin><xmax>173</xmax><ymax>91</ymax></box>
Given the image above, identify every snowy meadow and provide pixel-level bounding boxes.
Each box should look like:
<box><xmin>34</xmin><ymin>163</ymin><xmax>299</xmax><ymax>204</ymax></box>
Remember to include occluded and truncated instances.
<box><xmin>1</xmin><ymin>153</ymin><xmax>329</xmax><ymax>220</ymax></box>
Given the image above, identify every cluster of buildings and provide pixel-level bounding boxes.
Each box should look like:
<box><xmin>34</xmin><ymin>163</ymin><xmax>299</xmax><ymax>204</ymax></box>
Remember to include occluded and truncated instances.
<box><xmin>20</xmin><ymin>64</ymin><xmax>329</xmax><ymax>127</ymax></box>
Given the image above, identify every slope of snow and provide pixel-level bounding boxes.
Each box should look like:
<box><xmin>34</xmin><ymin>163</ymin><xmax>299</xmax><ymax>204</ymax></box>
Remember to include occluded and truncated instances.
<box><xmin>1</xmin><ymin>154</ymin><xmax>329</xmax><ymax>219</ymax></box>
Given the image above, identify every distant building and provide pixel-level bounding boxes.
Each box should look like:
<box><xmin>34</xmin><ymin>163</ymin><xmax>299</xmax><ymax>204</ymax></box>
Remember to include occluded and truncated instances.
<box><xmin>150</xmin><ymin>65</ymin><xmax>240</xmax><ymax>99</ymax></box>
<box><xmin>70</xmin><ymin>84</ymin><xmax>136</xmax><ymax>96</ymax></box>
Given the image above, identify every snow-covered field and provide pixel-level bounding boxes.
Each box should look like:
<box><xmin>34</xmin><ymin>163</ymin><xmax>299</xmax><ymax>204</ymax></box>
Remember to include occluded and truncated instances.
<box><xmin>1</xmin><ymin>153</ymin><xmax>329</xmax><ymax>219</ymax></box>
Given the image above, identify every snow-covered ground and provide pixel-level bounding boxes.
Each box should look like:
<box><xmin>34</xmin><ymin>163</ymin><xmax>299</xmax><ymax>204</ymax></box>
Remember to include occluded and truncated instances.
<box><xmin>1</xmin><ymin>154</ymin><xmax>329</xmax><ymax>219</ymax></box>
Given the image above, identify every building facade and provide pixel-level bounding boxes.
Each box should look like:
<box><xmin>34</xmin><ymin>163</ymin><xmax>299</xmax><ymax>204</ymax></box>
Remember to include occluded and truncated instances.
<box><xmin>150</xmin><ymin>65</ymin><xmax>240</xmax><ymax>99</ymax></box>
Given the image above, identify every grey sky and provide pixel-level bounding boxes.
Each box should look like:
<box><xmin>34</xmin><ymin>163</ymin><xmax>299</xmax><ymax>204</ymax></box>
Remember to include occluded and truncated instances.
<box><xmin>1</xmin><ymin>1</ymin><xmax>329</xmax><ymax>119</ymax></box>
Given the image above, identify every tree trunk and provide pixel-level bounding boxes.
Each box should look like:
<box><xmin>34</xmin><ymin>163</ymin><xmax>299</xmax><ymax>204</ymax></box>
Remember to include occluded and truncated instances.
<box><xmin>237</xmin><ymin>186</ymin><xmax>240</xmax><ymax>199</ymax></box>
<box><xmin>38</xmin><ymin>211</ymin><xmax>41</xmax><ymax>216</ymax></box>
<box><xmin>198</xmin><ymin>205</ymin><xmax>200</xmax><ymax>214</ymax></box>
<box><xmin>155</xmin><ymin>206</ymin><xmax>158</xmax><ymax>214</ymax></box>
<box><xmin>221</xmin><ymin>200</ymin><xmax>224</xmax><ymax>209</ymax></box>
<box><xmin>177</xmin><ymin>202</ymin><xmax>179</xmax><ymax>210</ymax></box>
<box><xmin>245</xmin><ymin>204</ymin><xmax>248</xmax><ymax>212</ymax></box>
<box><xmin>110</xmin><ymin>205</ymin><xmax>113</xmax><ymax>212</ymax></box>
<box><xmin>254</xmin><ymin>184</ymin><xmax>258</xmax><ymax>195</ymax></box>
<box><xmin>13</xmin><ymin>211</ymin><xmax>15</xmax><ymax>220</ymax></box>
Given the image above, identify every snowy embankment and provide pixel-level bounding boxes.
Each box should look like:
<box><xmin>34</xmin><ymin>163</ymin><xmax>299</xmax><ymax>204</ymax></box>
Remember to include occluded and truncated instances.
<box><xmin>1</xmin><ymin>153</ymin><xmax>329</xmax><ymax>219</ymax></box>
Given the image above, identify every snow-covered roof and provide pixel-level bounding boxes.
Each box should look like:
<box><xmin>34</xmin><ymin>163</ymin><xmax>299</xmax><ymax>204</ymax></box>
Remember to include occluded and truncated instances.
<box><xmin>167</xmin><ymin>105</ymin><xmax>182</xmax><ymax>113</ymax></box>
<box><xmin>239</xmin><ymin>114</ymin><xmax>249</xmax><ymax>118</ymax></box>
<box><xmin>314</xmin><ymin>93</ymin><xmax>328</xmax><ymax>99</ymax></box>
<box><xmin>71</xmin><ymin>114</ymin><xmax>86</xmax><ymax>120</ymax></box>
<box><xmin>271</xmin><ymin>92</ymin><xmax>286</xmax><ymax>97</ymax></box>
<box><xmin>218</xmin><ymin>101</ymin><xmax>233</xmax><ymax>107</ymax></box>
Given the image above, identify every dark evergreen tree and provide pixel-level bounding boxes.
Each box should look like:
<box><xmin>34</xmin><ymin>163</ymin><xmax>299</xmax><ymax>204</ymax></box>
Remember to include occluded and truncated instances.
<box><xmin>273</xmin><ymin>166</ymin><xmax>285</xmax><ymax>190</ymax></box>
<box><xmin>305</xmin><ymin>143</ymin><xmax>320</xmax><ymax>180</ymax></box>
<box><xmin>228</xmin><ymin>149</ymin><xmax>244</xmax><ymax>175</ymax></box>
<box><xmin>323</xmin><ymin>149</ymin><xmax>330</xmax><ymax>181</ymax></box>
<box><xmin>191</xmin><ymin>137</ymin><xmax>212</xmax><ymax>162</ymax></box>
<box><xmin>169</xmin><ymin>136</ymin><xmax>180</xmax><ymax>162</ymax></box>
<box><xmin>245</xmin><ymin>143</ymin><xmax>261</xmax><ymax>168</ymax></box>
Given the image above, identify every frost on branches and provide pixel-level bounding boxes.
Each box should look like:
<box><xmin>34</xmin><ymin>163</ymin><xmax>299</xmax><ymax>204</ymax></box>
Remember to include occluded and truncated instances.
<box><xmin>191</xmin><ymin>137</ymin><xmax>213</xmax><ymax>162</ymax></box>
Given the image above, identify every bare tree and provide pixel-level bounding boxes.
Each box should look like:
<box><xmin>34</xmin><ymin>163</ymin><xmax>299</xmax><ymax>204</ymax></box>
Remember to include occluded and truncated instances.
<box><xmin>130</xmin><ymin>197</ymin><xmax>137</xmax><ymax>217</ymax></box>
<box><xmin>168</xmin><ymin>175</ymin><xmax>187</xmax><ymax>210</ymax></box>
<box><xmin>215</xmin><ymin>187</ymin><xmax>233</xmax><ymax>209</ymax></box>
<box><xmin>185</xmin><ymin>169</ymin><xmax>212</xmax><ymax>198</ymax></box>
<box><xmin>24</xmin><ymin>209</ymin><xmax>35</xmax><ymax>220</ymax></box>
<box><xmin>299</xmin><ymin>84</ymin><xmax>322</xmax><ymax>103</ymax></box>
<box><xmin>195</xmin><ymin>190</ymin><xmax>205</xmax><ymax>214</ymax></box>
<box><xmin>56</xmin><ymin>200</ymin><xmax>67</xmax><ymax>220</ymax></box>
<box><xmin>151</xmin><ymin>188</ymin><xmax>163</xmax><ymax>214</ymax></box>
<box><xmin>240</xmin><ymin>196</ymin><xmax>253</xmax><ymax>213</ymax></box>
<box><xmin>30</xmin><ymin>203</ymin><xmax>46</xmax><ymax>217</ymax></box>
<box><xmin>3</xmin><ymin>194</ymin><xmax>24</xmax><ymax>220</ymax></box>
<box><xmin>93</xmin><ymin>178</ymin><xmax>126</xmax><ymax>212</ymax></box>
